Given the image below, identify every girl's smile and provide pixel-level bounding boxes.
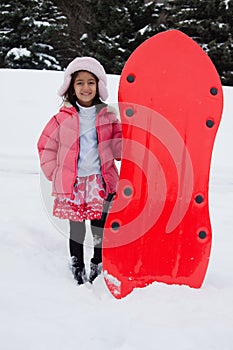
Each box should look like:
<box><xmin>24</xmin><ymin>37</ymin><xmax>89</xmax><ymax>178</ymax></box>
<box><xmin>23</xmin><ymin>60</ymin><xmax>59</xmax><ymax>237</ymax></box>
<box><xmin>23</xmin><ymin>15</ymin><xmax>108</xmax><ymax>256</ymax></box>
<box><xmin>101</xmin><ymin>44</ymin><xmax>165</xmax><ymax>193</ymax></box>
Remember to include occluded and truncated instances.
<box><xmin>73</xmin><ymin>71</ymin><xmax>97</xmax><ymax>107</ymax></box>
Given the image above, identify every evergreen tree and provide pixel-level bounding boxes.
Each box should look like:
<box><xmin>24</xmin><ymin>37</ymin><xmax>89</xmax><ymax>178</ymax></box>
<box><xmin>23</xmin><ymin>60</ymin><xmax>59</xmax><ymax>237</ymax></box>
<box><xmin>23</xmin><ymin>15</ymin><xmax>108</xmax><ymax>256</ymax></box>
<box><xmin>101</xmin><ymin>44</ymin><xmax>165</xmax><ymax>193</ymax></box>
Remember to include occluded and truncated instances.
<box><xmin>35</xmin><ymin>0</ymin><xmax>70</xmax><ymax>69</ymax></box>
<box><xmin>0</xmin><ymin>0</ymin><xmax>66</xmax><ymax>69</ymax></box>
<box><xmin>52</xmin><ymin>0</ymin><xmax>92</xmax><ymax>67</ymax></box>
<box><xmin>80</xmin><ymin>0</ymin><xmax>168</xmax><ymax>74</ymax></box>
<box><xmin>1</xmin><ymin>0</ymin><xmax>232</xmax><ymax>84</ymax></box>
<box><xmin>166</xmin><ymin>0</ymin><xmax>233</xmax><ymax>85</ymax></box>
<box><xmin>219</xmin><ymin>0</ymin><xmax>233</xmax><ymax>85</ymax></box>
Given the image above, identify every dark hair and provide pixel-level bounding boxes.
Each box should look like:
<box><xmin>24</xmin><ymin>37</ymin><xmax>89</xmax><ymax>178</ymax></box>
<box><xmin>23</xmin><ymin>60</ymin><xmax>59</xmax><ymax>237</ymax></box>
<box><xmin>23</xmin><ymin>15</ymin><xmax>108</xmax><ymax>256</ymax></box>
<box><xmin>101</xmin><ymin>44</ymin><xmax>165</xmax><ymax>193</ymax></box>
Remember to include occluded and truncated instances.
<box><xmin>64</xmin><ymin>70</ymin><xmax>102</xmax><ymax>107</ymax></box>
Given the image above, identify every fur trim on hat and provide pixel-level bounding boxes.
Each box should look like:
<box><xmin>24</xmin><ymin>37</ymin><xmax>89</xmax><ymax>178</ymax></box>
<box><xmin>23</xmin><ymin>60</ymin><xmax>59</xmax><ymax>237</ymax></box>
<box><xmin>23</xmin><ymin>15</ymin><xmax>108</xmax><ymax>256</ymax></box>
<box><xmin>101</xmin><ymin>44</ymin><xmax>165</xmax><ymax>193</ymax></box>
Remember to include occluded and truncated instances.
<box><xmin>58</xmin><ymin>56</ymin><xmax>108</xmax><ymax>101</ymax></box>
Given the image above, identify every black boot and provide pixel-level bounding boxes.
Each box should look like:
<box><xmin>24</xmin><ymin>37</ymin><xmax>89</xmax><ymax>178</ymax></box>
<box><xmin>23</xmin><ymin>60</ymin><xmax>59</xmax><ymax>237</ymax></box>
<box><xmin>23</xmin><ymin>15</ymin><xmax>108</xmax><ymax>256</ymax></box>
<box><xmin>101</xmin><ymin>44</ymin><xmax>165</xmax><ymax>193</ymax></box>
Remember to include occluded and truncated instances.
<box><xmin>90</xmin><ymin>219</ymin><xmax>103</xmax><ymax>284</ymax></box>
<box><xmin>89</xmin><ymin>261</ymin><xmax>102</xmax><ymax>284</ymax></box>
<box><xmin>71</xmin><ymin>256</ymin><xmax>87</xmax><ymax>285</ymax></box>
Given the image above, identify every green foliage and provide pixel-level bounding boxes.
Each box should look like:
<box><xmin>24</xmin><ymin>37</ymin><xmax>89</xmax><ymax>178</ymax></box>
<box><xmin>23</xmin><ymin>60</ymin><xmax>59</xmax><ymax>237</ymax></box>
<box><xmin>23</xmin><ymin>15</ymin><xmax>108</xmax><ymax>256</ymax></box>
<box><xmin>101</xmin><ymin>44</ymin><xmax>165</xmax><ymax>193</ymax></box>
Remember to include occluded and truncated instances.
<box><xmin>0</xmin><ymin>0</ymin><xmax>66</xmax><ymax>69</ymax></box>
<box><xmin>166</xmin><ymin>0</ymin><xmax>233</xmax><ymax>85</ymax></box>
<box><xmin>0</xmin><ymin>0</ymin><xmax>232</xmax><ymax>85</ymax></box>
<box><xmin>81</xmin><ymin>0</ymin><xmax>168</xmax><ymax>74</ymax></box>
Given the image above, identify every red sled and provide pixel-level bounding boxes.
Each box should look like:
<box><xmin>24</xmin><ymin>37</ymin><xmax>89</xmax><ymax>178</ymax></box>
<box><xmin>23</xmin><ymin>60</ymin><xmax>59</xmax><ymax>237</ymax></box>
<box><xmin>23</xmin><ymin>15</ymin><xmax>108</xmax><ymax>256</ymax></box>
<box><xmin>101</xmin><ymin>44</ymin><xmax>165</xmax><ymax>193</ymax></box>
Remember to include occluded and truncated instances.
<box><xmin>102</xmin><ymin>30</ymin><xmax>223</xmax><ymax>299</ymax></box>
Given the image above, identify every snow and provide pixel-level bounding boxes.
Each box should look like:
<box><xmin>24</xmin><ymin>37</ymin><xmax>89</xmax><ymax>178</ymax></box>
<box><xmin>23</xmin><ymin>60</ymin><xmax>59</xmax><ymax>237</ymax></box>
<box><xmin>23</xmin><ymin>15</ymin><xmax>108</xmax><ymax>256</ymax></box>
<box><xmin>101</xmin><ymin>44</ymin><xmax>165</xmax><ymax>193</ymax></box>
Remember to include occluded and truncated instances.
<box><xmin>139</xmin><ymin>24</ymin><xmax>150</xmax><ymax>35</ymax></box>
<box><xmin>0</xmin><ymin>68</ymin><xmax>233</xmax><ymax>349</ymax></box>
<box><xmin>6</xmin><ymin>47</ymin><xmax>31</xmax><ymax>59</ymax></box>
<box><xmin>34</xmin><ymin>20</ymin><xmax>51</xmax><ymax>27</ymax></box>
<box><xmin>80</xmin><ymin>33</ymin><xmax>88</xmax><ymax>40</ymax></box>
<box><xmin>224</xmin><ymin>0</ymin><xmax>230</xmax><ymax>9</ymax></box>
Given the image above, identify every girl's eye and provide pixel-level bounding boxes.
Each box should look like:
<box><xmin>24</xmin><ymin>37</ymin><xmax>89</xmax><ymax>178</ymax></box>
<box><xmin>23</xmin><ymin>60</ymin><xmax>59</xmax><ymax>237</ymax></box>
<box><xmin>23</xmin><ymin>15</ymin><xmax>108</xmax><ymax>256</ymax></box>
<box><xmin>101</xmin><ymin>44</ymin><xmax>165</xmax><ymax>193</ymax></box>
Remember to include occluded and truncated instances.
<box><xmin>75</xmin><ymin>81</ymin><xmax>95</xmax><ymax>86</ymax></box>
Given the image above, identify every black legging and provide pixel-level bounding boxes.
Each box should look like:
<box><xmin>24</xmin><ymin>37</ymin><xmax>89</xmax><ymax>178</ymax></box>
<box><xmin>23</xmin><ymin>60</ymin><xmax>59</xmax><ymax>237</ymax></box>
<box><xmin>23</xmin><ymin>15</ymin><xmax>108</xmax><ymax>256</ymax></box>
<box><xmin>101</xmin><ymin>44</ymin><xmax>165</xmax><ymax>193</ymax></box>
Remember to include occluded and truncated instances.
<box><xmin>69</xmin><ymin>193</ymin><xmax>114</xmax><ymax>266</ymax></box>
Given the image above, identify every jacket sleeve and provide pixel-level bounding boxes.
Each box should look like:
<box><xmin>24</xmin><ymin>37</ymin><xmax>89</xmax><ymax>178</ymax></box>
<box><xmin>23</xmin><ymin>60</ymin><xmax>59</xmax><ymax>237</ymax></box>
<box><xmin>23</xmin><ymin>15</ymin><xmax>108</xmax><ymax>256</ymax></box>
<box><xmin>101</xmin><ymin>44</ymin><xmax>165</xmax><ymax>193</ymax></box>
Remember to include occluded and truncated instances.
<box><xmin>37</xmin><ymin>116</ymin><xmax>59</xmax><ymax>181</ymax></box>
<box><xmin>111</xmin><ymin>116</ymin><xmax>122</xmax><ymax>161</ymax></box>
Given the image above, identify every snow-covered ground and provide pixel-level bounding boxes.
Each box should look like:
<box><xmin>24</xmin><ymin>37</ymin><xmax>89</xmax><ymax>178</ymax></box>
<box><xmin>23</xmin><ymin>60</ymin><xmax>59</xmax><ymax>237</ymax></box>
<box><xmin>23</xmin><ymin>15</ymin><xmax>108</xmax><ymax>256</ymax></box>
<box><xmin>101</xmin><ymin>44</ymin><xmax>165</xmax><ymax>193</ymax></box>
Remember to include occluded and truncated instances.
<box><xmin>0</xmin><ymin>69</ymin><xmax>232</xmax><ymax>349</ymax></box>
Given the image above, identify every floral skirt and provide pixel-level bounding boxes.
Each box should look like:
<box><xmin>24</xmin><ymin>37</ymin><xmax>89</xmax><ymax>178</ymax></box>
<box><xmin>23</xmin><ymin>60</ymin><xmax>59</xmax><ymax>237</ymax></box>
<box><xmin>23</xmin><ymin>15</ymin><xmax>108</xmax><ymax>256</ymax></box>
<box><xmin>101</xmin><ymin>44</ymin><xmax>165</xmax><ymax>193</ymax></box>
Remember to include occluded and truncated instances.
<box><xmin>53</xmin><ymin>174</ymin><xmax>106</xmax><ymax>222</ymax></box>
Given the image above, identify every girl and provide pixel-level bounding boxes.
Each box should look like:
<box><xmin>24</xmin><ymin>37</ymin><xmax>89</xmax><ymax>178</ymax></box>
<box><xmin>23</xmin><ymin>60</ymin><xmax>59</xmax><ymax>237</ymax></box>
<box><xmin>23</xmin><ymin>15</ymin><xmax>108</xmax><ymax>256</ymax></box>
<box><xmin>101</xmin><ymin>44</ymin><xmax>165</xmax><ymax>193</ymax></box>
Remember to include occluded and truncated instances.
<box><xmin>37</xmin><ymin>57</ymin><xmax>122</xmax><ymax>285</ymax></box>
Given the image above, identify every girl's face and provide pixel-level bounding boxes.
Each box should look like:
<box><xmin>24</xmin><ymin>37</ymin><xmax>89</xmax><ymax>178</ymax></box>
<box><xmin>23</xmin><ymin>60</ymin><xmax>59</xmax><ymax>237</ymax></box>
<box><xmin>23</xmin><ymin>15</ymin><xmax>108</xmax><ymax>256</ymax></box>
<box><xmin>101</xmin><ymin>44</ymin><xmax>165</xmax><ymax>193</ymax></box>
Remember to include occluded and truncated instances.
<box><xmin>73</xmin><ymin>71</ymin><xmax>97</xmax><ymax>107</ymax></box>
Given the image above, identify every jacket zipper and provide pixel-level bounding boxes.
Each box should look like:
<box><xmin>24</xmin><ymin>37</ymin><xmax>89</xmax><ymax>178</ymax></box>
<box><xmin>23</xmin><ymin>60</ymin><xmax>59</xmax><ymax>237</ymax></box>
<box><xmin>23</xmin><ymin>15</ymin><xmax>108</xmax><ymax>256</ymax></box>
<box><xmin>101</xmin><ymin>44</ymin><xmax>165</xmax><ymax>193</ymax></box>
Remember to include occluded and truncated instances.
<box><xmin>96</xmin><ymin>111</ymin><xmax>110</xmax><ymax>194</ymax></box>
<box><xmin>70</xmin><ymin>113</ymin><xmax>79</xmax><ymax>199</ymax></box>
<box><xmin>53</xmin><ymin>117</ymin><xmax>61</xmax><ymax>195</ymax></box>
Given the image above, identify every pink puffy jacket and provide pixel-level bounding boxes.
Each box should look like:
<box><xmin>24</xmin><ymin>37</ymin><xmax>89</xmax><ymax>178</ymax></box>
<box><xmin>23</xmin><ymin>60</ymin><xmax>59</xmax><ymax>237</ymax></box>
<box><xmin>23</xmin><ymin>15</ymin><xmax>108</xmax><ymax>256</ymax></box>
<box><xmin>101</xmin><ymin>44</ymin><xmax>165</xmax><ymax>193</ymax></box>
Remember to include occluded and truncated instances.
<box><xmin>37</xmin><ymin>103</ymin><xmax>122</xmax><ymax>199</ymax></box>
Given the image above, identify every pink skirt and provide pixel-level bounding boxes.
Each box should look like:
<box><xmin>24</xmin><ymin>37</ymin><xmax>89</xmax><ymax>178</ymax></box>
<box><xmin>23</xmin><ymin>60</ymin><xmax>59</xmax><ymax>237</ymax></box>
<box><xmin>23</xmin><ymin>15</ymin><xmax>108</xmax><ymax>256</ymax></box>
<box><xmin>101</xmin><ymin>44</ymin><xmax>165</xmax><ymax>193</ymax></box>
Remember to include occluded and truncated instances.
<box><xmin>53</xmin><ymin>174</ymin><xmax>106</xmax><ymax>222</ymax></box>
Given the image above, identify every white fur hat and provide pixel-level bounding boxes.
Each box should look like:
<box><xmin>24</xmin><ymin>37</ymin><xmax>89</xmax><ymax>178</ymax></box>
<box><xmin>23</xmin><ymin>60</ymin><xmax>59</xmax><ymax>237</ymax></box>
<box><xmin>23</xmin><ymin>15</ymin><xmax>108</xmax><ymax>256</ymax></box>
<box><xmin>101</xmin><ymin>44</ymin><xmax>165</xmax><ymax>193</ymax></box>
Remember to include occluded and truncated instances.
<box><xmin>58</xmin><ymin>56</ymin><xmax>108</xmax><ymax>101</ymax></box>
